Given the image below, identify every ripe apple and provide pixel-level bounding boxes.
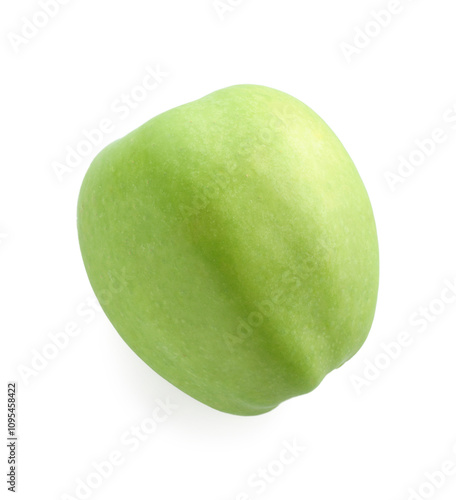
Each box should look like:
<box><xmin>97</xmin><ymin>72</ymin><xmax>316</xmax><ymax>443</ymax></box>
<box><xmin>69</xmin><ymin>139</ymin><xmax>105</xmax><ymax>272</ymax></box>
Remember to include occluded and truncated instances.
<box><xmin>77</xmin><ymin>84</ymin><xmax>379</xmax><ymax>415</ymax></box>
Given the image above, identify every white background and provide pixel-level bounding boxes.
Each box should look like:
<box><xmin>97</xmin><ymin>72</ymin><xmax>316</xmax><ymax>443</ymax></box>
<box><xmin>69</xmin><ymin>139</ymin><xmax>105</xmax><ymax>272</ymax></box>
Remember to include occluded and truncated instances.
<box><xmin>2</xmin><ymin>1</ymin><xmax>456</xmax><ymax>499</ymax></box>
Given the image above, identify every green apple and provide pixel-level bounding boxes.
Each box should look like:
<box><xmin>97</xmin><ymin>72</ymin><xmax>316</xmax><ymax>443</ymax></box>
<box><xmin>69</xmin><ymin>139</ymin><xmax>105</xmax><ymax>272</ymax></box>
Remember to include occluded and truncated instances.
<box><xmin>77</xmin><ymin>84</ymin><xmax>379</xmax><ymax>416</ymax></box>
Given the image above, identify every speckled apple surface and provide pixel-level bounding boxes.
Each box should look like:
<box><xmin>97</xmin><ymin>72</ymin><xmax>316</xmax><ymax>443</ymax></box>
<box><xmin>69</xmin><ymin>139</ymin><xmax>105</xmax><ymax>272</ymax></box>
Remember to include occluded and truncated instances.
<box><xmin>77</xmin><ymin>84</ymin><xmax>379</xmax><ymax>416</ymax></box>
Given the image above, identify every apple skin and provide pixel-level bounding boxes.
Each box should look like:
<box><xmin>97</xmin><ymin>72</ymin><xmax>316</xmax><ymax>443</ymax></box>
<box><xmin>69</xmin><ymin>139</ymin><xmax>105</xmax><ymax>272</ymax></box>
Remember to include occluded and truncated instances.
<box><xmin>77</xmin><ymin>84</ymin><xmax>379</xmax><ymax>416</ymax></box>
